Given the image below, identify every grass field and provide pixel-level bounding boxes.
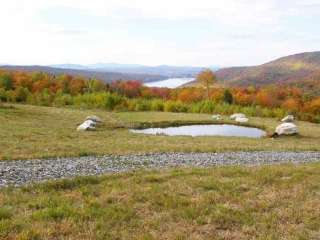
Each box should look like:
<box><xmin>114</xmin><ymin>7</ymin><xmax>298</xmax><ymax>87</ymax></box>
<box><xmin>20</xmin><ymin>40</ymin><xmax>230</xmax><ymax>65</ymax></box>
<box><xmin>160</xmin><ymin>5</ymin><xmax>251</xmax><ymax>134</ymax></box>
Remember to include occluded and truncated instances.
<box><xmin>1</xmin><ymin>104</ymin><xmax>320</xmax><ymax>160</ymax></box>
<box><xmin>0</xmin><ymin>163</ymin><xmax>319</xmax><ymax>239</ymax></box>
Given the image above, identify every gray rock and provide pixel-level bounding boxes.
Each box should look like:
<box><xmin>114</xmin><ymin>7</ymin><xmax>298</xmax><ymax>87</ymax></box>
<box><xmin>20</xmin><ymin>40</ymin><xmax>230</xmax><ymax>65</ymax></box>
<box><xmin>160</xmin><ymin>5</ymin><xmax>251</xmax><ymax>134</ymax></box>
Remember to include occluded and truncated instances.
<box><xmin>86</xmin><ymin>115</ymin><xmax>102</xmax><ymax>123</ymax></box>
<box><xmin>230</xmin><ymin>113</ymin><xmax>246</xmax><ymax>120</ymax></box>
<box><xmin>212</xmin><ymin>114</ymin><xmax>222</xmax><ymax>120</ymax></box>
<box><xmin>275</xmin><ymin>123</ymin><xmax>298</xmax><ymax>135</ymax></box>
<box><xmin>235</xmin><ymin>117</ymin><xmax>249</xmax><ymax>123</ymax></box>
<box><xmin>77</xmin><ymin>120</ymin><xmax>96</xmax><ymax>131</ymax></box>
<box><xmin>281</xmin><ymin>115</ymin><xmax>295</xmax><ymax>123</ymax></box>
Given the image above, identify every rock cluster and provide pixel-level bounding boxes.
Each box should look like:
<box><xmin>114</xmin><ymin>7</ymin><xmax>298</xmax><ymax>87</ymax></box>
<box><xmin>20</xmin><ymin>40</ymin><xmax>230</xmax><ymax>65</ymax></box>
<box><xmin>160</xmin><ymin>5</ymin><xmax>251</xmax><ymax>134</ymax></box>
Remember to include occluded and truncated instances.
<box><xmin>274</xmin><ymin>115</ymin><xmax>298</xmax><ymax>136</ymax></box>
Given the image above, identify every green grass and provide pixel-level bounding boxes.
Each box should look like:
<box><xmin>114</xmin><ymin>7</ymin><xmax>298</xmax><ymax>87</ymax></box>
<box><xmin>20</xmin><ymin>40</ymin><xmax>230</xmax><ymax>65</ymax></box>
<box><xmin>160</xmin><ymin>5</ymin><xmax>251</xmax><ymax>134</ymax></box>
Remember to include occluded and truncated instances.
<box><xmin>0</xmin><ymin>164</ymin><xmax>319</xmax><ymax>239</ymax></box>
<box><xmin>1</xmin><ymin>104</ymin><xmax>320</xmax><ymax>160</ymax></box>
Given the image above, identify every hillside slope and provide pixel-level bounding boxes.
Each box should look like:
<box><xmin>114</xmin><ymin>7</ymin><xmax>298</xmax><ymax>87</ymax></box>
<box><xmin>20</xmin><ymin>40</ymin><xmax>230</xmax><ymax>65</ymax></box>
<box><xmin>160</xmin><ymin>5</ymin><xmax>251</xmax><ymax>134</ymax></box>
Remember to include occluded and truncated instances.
<box><xmin>215</xmin><ymin>51</ymin><xmax>320</xmax><ymax>86</ymax></box>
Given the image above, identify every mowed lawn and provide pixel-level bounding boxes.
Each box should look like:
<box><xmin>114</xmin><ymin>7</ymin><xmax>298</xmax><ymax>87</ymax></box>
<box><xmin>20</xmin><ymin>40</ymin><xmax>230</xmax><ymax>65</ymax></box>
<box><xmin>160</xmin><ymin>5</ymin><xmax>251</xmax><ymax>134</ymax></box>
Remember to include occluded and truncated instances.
<box><xmin>0</xmin><ymin>164</ymin><xmax>319</xmax><ymax>239</ymax></box>
<box><xmin>1</xmin><ymin>104</ymin><xmax>320</xmax><ymax>160</ymax></box>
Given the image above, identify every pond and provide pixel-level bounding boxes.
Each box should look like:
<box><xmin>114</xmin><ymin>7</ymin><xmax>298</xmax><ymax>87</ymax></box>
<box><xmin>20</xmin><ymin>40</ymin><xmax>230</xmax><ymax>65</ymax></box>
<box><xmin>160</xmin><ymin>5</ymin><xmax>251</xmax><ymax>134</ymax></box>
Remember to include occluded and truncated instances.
<box><xmin>130</xmin><ymin>124</ymin><xmax>266</xmax><ymax>138</ymax></box>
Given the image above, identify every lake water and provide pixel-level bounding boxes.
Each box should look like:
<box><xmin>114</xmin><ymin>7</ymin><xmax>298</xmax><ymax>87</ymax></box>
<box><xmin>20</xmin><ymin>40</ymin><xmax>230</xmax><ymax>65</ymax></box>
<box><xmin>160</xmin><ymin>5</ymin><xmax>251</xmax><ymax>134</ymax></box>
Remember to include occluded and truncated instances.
<box><xmin>130</xmin><ymin>124</ymin><xmax>266</xmax><ymax>138</ymax></box>
<box><xmin>145</xmin><ymin>77</ymin><xmax>195</xmax><ymax>88</ymax></box>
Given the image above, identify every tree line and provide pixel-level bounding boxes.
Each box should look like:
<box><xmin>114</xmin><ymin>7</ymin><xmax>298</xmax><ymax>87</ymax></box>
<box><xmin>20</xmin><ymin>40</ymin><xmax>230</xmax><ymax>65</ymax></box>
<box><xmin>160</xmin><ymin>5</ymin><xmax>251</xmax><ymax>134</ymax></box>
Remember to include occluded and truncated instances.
<box><xmin>0</xmin><ymin>69</ymin><xmax>319</xmax><ymax>122</ymax></box>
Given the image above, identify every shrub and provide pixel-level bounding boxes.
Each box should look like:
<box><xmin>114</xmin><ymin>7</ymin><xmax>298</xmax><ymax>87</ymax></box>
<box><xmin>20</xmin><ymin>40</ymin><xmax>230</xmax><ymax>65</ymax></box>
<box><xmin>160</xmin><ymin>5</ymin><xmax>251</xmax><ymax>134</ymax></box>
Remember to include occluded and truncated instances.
<box><xmin>53</xmin><ymin>94</ymin><xmax>73</xmax><ymax>107</ymax></box>
<box><xmin>134</xmin><ymin>99</ymin><xmax>151</xmax><ymax>111</ymax></box>
<box><xmin>38</xmin><ymin>89</ymin><xmax>53</xmax><ymax>106</ymax></box>
<box><xmin>199</xmin><ymin>101</ymin><xmax>215</xmax><ymax>114</ymax></box>
<box><xmin>13</xmin><ymin>87</ymin><xmax>30</xmax><ymax>102</ymax></box>
<box><xmin>127</xmin><ymin>99</ymin><xmax>138</xmax><ymax>111</ymax></box>
<box><xmin>164</xmin><ymin>101</ymin><xmax>188</xmax><ymax>112</ymax></box>
<box><xmin>104</xmin><ymin>93</ymin><xmax>124</xmax><ymax>110</ymax></box>
<box><xmin>150</xmin><ymin>99</ymin><xmax>164</xmax><ymax>111</ymax></box>
<box><xmin>314</xmin><ymin>115</ymin><xmax>320</xmax><ymax>123</ymax></box>
<box><xmin>72</xmin><ymin>92</ymin><xmax>124</xmax><ymax>110</ymax></box>
<box><xmin>188</xmin><ymin>102</ymin><xmax>202</xmax><ymax>113</ymax></box>
<box><xmin>241</xmin><ymin>106</ymin><xmax>257</xmax><ymax>117</ymax></box>
<box><xmin>0</xmin><ymin>88</ymin><xmax>7</xmax><ymax>101</ymax></box>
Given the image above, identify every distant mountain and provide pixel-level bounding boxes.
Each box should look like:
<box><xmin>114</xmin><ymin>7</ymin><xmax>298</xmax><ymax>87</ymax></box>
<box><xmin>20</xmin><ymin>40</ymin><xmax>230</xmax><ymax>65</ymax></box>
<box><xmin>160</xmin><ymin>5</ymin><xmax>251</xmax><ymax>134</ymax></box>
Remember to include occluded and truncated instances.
<box><xmin>88</xmin><ymin>63</ymin><xmax>145</xmax><ymax>69</ymax></box>
<box><xmin>0</xmin><ymin>65</ymin><xmax>165</xmax><ymax>83</ymax></box>
<box><xmin>50</xmin><ymin>63</ymin><xmax>218</xmax><ymax>78</ymax></box>
<box><xmin>215</xmin><ymin>51</ymin><xmax>320</xmax><ymax>86</ymax></box>
<box><xmin>50</xmin><ymin>64</ymin><xmax>89</xmax><ymax>70</ymax></box>
<box><xmin>50</xmin><ymin>63</ymin><xmax>146</xmax><ymax>70</ymax></box>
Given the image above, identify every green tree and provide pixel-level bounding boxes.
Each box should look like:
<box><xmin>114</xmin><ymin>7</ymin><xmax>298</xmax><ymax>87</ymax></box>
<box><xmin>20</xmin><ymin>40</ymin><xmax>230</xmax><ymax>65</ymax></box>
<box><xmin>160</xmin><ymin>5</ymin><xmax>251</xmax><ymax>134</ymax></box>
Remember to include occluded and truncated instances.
<box><xmin>0</xmin><ymin>74</ymin><xmax>13</xmax><ymax>90</ymax></box>
<box><xmin>196</xmin><ymin>69</ymin><xmax>216</xmax><ymax>99</ymax></box>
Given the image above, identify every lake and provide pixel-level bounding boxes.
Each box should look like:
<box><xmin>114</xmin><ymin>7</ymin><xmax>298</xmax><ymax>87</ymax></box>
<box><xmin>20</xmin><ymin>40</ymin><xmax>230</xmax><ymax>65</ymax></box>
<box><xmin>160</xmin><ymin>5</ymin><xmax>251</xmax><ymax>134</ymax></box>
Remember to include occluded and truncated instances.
<box><xmin>144</xmin><ymin>77</ymin><xmax>195</xmax><ymax>88</ymax></box>
<box><xmin>130</xmin><ymin>124</ymin><xmax>267</xmax><ymax>138</ymax></box>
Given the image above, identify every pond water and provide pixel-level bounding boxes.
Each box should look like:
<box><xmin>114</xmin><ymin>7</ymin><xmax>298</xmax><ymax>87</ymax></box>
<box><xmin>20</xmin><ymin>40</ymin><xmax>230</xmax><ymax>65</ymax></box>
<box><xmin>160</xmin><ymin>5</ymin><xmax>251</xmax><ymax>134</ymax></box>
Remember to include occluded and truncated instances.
<box><xmin>130</xmin><ymin>124</ymin><xmax>266</xmax><ymax>138</ymax></box>
<box><xmin>144</xmin><ymin>77</ymin><xmax>195</xmax><ymax>88</ymax></box>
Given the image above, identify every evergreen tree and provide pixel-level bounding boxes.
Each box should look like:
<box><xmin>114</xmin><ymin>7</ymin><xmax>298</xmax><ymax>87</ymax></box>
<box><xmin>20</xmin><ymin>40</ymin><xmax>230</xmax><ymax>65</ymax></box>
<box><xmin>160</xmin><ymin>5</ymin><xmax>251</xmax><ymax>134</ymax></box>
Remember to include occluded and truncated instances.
<box><xmin>223</xmin><ymin>89</ymin><xmax>233</xmax><ymax>104</ymax></box>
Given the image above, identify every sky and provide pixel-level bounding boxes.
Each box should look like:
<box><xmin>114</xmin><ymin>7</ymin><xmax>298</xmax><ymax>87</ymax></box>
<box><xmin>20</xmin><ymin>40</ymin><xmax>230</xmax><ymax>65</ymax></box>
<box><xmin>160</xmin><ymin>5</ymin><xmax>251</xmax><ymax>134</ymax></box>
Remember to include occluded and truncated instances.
<box><xmin>1</xmin><ymin>0</ymin><xmax>320</xmax><ymax>67</ymax></box>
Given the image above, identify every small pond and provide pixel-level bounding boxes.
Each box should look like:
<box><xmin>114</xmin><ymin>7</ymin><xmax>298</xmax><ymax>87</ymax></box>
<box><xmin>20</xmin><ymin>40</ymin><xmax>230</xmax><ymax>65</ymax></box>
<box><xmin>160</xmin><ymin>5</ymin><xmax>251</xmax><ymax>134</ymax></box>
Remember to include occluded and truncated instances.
<box><xmin>130</xmin><ymin>124</ymin><xmax>266</xmax><ymax>138</ymax></box>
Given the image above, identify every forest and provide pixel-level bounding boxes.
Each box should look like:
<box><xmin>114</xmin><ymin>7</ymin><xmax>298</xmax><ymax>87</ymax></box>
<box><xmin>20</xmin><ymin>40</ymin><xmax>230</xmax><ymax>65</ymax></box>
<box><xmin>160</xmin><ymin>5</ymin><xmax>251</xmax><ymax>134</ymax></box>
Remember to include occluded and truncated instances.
<box><xmin>0</xmin><ymin>69</ymin><xmax>319</xmax><ymax>122</ymax></box>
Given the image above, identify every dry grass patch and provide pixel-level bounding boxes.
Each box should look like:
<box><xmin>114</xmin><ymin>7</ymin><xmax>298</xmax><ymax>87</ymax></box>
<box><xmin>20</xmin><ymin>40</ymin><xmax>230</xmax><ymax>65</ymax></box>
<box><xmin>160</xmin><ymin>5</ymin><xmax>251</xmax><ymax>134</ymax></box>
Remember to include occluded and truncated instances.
<box><xmin>0</xmin><ymin>163</ymin><xmax>319</xmax><ymax>239</ymax></box>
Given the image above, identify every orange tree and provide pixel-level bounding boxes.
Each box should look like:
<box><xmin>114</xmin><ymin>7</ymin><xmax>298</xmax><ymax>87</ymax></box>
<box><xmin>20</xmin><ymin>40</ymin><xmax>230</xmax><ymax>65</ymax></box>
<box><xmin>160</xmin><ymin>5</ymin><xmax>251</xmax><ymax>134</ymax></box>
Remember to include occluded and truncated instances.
<box><xmin>196</xmin><ymin>69</ymin><xmax>216</xmax><ymax>100</ymax></box>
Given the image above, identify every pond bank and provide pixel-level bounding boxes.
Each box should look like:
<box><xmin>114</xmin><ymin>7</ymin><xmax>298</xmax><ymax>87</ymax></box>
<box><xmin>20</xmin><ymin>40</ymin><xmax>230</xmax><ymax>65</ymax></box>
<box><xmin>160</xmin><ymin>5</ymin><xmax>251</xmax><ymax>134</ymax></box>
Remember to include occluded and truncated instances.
<box><xmin>1</xmin><ymin>151</ymin><xmax>319</xmax><ymax>187</ymax></box>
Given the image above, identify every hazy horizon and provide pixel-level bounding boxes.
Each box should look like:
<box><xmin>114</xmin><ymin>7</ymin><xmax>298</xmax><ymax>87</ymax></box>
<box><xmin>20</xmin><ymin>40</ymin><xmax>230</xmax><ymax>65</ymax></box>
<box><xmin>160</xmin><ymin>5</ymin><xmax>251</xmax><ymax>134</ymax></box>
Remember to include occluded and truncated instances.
<box><xmin>0</xmin><ymin>62</ymin><xmax>217</xmax><ymax>68</ymax></box>
<box><xmin>1</xmin><ymin>1</ymin><xmax>320</xmax><ymax>67</ymax></box>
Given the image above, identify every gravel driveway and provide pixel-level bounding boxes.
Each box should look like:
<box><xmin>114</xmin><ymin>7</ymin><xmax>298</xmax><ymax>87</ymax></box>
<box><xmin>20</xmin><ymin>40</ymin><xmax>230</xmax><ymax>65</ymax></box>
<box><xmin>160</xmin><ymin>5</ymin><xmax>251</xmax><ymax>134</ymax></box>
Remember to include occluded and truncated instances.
<box><xmin>1</xmin><ymin>152</ymin><xmax>320</xmax><ymax>187</ymax></box>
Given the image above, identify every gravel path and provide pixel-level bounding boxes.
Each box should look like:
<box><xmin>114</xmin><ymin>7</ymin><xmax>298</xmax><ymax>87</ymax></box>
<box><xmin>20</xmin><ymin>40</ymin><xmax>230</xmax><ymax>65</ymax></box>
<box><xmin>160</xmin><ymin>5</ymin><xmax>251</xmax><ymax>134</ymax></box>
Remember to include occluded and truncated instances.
<box><xmin>1</xmin><ymin>152</ymin><xmax>320</xmax><ymax>187</ymax></box>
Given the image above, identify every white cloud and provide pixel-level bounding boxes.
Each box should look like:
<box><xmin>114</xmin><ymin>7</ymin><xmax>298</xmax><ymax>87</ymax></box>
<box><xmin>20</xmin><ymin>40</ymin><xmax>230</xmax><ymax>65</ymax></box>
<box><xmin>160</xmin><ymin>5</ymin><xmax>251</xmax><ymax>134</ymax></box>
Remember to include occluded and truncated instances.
<box><xmin>0</xmin><ymin>0</ymin><xmax>319</xmax><ymax>66</ymax></box>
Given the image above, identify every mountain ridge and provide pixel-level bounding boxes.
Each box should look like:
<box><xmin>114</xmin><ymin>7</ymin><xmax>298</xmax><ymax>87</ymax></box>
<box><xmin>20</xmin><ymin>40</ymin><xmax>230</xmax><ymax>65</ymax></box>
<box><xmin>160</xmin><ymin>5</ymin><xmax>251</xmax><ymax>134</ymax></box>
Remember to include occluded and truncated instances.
<box><xmin>50</xmin><ymin>63</ymin><xmax>218</xmax><ymax>78</ymax></box>
<box><xmin>0</xmin><ymin>65</ymin><xmax>166</xmax><ymax>83</ymax></box>
<box><xmin>214</xmin><ymin>51</ymin><xmax>320</xmax><ymax>86</ymax></box>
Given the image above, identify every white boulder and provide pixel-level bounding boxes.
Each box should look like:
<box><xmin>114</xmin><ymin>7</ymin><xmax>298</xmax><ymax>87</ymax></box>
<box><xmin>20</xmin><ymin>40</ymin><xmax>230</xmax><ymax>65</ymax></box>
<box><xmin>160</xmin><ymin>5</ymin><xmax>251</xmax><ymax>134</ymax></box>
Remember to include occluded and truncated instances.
<box><xmin>77</xmin><ymin>120</ymin><xmax>96</xmax><ymax>131</ymax></box>
<box><xmin>212</xmin><ymin>114</ymin><xmax>222</xmax><ymax>120</ymax></box>
<box><xmin>230</xmin><ymin>113</ymin><xmax>246</xmax><ymax>120</ymax></box>
<box><xmin>281</xmin><ymin>115</ymin><xmax>295</xmax><ymax>123</ymax></box>
<box><xmin>275</xmin><ymin>123</ymin><xmax>298</xmax><ymax>136</ymax></box>
<box><xmin>85</xmin><ymin>115</ymin><xmax>102</xmax><ymax>123</ymax></box>
<box><xmin>235</xmin><ymin>117</ymin><xmax>249</xmax><ymax>123</ymax></box>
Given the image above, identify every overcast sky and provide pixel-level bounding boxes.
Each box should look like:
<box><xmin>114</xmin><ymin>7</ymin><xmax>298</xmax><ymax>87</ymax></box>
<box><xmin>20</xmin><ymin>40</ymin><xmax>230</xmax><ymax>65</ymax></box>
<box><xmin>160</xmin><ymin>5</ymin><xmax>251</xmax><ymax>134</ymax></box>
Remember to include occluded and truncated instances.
<box><xmin>1</xmin><ymin>0</ymin><xmax>320</xmax><ymax>67</ymax></box>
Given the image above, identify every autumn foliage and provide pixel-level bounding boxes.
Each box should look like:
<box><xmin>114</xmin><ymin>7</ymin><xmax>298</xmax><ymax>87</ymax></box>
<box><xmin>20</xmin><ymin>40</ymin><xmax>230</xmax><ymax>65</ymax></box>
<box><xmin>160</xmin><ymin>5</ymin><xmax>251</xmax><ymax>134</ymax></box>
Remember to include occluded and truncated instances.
<box><xmin>0</xmin><ymin>69</ymin><xmax>319</xmax><ymax>122</ymax></box>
